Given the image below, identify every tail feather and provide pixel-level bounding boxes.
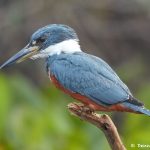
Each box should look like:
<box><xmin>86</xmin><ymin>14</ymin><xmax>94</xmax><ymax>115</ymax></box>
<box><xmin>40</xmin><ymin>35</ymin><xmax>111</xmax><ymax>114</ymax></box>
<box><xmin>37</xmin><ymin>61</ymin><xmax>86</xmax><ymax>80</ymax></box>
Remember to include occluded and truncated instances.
<box><xmin>123</xmin><ymin>102</ymin><xmax>150</xmax><ymax>116</ymax></box>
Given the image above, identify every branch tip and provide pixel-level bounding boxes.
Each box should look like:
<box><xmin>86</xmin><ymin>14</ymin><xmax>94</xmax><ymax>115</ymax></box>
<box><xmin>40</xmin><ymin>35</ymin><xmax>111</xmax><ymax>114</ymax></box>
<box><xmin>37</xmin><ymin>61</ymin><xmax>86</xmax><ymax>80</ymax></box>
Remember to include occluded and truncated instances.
<box><xmin>67</xmin><ymin>102</ymin><xmax>126</xmax><ymax>150</ymax></box>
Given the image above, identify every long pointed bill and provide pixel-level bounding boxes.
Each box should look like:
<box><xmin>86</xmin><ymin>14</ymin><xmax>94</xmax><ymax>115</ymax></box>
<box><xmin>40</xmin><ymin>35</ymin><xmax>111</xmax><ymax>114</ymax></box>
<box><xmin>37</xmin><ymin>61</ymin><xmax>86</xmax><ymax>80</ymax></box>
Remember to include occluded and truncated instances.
<box><xmin>0</xmin><ymin>45</ymin><xmax>39</xmax><ymax>69</ymax></box>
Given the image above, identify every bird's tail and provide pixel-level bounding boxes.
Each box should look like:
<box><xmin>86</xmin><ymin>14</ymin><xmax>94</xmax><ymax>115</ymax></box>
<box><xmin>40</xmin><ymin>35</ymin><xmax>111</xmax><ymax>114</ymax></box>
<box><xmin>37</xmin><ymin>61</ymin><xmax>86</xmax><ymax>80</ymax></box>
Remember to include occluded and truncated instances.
<box><xmin>123</xmin><ymin>101</ymin><xmax>150</xmax><ymax>116</ymax></box>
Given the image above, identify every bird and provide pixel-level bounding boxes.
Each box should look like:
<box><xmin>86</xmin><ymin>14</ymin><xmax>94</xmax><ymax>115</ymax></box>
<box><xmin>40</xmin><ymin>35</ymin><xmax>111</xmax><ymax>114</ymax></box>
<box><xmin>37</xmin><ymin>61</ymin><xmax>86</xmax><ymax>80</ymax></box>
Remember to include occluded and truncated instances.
<box><xmin>0</xmin><ymin>24</ymin><xmax>150</xmax><ymax>116</ymax></box>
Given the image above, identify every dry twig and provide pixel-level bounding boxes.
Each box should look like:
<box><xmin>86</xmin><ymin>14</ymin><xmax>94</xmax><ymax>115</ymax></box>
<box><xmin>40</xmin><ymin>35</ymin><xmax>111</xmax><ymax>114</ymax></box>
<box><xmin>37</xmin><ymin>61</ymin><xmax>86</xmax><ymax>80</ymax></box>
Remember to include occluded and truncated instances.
<box><xmin>68</xmin><ymin>103</ymin><xmax>126</xmax><ymax>150</ymax></box>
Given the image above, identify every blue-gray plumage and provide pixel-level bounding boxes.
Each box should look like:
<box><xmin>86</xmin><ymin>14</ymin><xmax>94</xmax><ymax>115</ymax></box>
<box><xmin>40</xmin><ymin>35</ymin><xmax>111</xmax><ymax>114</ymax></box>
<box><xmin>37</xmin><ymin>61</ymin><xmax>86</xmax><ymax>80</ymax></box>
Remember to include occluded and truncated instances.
<box><xmin>1</xmin><ymin>24</ymin><xmax>150</xmax><ymax>116</ymax></box>
<box><xmin>31</xmin><ymin>24</ymin><xmax>78</xmax><ymax>50</ymax></box>
<box><xmin>47</xmin><ymin>52</ymin><xmax>150</xmax><ymax>116</ymax></box>
<box><xmin>47</xmin><ymin>52</ymin><xmax>130</xmax><ymax>105</ymax></box>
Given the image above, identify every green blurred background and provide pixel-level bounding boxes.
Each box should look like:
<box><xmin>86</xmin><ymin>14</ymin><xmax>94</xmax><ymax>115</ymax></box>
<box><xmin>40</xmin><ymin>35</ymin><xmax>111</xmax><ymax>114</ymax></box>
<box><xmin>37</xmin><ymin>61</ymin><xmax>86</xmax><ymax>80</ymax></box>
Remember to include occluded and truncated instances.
<box><xmin>0</xmin><ymin>0</ymin><xmax>150</xmax><ymax>150</ymax></box>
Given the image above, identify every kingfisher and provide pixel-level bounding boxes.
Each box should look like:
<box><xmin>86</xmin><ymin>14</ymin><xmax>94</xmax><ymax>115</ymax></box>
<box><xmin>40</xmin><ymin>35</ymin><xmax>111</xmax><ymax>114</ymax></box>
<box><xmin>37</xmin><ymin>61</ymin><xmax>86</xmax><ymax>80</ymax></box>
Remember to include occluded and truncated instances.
<box><xmin>0</xmin><ymin>24</ymin><xmax>150</xmax><ymax>116</ymax></box>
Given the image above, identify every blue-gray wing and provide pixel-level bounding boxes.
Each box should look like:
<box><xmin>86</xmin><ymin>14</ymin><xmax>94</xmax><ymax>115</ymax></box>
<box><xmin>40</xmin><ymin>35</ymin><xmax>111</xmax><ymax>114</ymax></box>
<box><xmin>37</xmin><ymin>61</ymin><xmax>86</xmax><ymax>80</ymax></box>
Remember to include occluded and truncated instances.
<box><xmin>49</xmin><ymin>52</ymin><xmax>131</xmax><ymax>106</ymax></box>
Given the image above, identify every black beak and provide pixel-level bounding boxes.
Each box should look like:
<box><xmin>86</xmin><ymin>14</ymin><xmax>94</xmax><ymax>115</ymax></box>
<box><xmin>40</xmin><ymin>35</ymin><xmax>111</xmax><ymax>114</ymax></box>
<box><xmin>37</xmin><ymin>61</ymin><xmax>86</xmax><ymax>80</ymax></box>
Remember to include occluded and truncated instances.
<box><xmin>0</xmin><ymin>45</ymin><xmax>39</xmax><ymax>69</ymax></box>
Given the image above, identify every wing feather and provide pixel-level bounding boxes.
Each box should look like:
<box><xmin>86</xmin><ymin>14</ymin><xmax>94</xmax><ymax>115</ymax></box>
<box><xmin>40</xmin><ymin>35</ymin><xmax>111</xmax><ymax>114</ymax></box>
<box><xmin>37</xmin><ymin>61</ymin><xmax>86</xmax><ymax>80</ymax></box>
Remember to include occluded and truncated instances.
<box><xmin>49</xmin><ymin>52</ymin><xmax>130</xmax><ymax>106</ymax></box>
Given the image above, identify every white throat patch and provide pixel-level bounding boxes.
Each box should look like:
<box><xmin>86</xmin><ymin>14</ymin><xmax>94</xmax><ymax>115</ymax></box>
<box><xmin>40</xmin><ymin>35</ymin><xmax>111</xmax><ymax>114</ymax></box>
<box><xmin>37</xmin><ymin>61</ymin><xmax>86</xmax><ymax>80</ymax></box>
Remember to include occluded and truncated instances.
<box><xmin>31</xmin><ymin>39</ymin><xmax>81</xmax><ymax>59</ymax></box>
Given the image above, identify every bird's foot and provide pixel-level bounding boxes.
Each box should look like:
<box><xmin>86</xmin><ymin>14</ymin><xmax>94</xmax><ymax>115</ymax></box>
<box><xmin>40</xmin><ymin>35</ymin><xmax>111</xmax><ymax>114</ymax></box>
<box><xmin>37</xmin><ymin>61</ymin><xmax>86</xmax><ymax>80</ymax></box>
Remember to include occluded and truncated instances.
<box><xmin>68</xmin><ymin>102</ymin><xmax>95</xmax><ymax>115</ymax></box>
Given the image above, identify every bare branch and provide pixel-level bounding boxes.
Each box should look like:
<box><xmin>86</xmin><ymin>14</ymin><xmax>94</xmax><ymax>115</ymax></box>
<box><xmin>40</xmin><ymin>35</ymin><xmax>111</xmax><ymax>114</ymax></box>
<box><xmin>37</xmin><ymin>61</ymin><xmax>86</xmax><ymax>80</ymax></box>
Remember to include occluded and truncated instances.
<box><xmin>68</xmin><ymin>103</ymin><xmax>126</xmax><ymax>150</ymax></box>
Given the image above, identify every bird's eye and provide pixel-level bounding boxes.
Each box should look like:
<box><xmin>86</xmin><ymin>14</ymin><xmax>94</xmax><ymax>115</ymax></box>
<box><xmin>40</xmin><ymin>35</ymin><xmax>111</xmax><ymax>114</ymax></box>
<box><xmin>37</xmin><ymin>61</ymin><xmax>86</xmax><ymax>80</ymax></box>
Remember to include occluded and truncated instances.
<box><xmin>36</xmin><ymin>38</ymin><xmax>46</xmax><ymax>44</ymax></box>
<box><xmin>31</xmin><ymin>38</ymin><xmax>46</xmax><ymax>46</ymax></box>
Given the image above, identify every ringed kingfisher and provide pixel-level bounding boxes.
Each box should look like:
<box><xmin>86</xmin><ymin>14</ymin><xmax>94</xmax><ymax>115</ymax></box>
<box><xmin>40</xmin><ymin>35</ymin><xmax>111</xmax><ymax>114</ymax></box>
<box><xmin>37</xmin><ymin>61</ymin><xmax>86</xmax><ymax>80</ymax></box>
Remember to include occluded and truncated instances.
<box><xmin>0</xmin><ymin>24</ymin><xmax>150</xmax><ymax>116</ymax></box>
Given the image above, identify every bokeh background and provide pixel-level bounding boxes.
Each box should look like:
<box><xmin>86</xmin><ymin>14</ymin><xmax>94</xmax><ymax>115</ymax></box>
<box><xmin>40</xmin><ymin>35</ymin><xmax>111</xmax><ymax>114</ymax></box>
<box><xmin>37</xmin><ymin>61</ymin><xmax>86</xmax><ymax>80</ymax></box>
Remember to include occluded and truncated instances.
<box><xmin>0</xmin><ymin>0</ymin><xmax>150</xmax><ymax>150</ymax></box>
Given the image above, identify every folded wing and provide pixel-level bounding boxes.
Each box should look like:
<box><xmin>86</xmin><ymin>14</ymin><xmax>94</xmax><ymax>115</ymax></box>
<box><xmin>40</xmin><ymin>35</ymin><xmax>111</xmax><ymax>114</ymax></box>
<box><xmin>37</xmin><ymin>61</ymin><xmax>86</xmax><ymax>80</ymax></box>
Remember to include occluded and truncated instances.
<box><xmin>49</xmin><ymin>52</ymin><xmax>131</xmax><ymax>106</ymax></box>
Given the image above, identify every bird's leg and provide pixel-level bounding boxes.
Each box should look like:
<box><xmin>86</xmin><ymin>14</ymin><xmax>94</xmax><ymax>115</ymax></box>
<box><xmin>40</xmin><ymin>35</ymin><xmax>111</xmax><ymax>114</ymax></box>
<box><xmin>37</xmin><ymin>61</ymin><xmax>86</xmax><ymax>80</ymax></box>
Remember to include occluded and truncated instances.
<box><xmin>69</xmin><ymin>102</ymin><xmax>95</xmax><ymax>115</ymax></box>
<box><xmin>81</xmin><ymin>104</ymin><xmax>95</xmax><ymax>115</ymax></box>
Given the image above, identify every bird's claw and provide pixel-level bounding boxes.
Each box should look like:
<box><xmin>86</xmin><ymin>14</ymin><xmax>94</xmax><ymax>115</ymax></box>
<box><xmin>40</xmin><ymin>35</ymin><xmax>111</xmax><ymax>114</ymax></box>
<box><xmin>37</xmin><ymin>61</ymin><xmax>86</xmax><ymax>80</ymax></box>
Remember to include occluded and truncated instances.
<box><xmin>69</xmin><ymin>102</ymin><xmax>95</xmax><ymax>115</ymax></box>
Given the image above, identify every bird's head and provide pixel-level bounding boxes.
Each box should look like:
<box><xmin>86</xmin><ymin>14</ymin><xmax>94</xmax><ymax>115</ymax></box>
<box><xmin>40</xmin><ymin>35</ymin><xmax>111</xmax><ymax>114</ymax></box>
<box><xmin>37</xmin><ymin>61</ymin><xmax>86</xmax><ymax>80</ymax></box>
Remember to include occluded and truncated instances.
<box><xmin>0</xmin><ymin>24</ymin><xmax>81</xmax><ymax>69</ymax></box>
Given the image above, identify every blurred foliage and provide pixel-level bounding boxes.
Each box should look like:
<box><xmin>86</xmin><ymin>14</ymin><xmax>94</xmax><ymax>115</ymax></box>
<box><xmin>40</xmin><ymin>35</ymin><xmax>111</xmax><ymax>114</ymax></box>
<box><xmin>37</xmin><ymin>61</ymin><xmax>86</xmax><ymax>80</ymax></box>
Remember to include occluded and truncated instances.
<box><xmin>0</xmin><ymin>73</ymin><xmax>111</xmax><ymax>150</ymax></box>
